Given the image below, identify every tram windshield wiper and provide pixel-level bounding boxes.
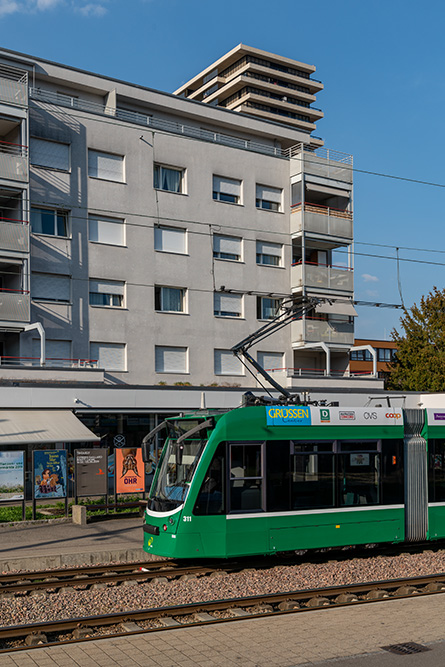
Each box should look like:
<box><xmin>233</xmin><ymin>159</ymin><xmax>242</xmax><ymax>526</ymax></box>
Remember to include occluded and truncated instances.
<box><xmin>141</xmin><ymin>420</ymin><xmax>167</xmax><ymax>462</ymax></box>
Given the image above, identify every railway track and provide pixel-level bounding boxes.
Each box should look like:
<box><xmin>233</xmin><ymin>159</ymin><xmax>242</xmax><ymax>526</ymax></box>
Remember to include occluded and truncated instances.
<box><xmin>1</xmin><ymin>572</ymin><xmax>445</xmax><ymax>652</ymax></box>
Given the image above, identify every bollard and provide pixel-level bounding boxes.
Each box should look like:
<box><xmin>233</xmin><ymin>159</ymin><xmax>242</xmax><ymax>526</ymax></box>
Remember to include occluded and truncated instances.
<box><xmin>72</xmin><ymin>505</ymin><xmax>87</xmax><ymax>525</ymax></box>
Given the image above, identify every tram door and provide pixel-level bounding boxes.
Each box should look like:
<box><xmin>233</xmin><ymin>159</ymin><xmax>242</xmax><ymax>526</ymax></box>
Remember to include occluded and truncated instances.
<box><xmin>404</xmin><ymin>409</ymin><xmax>428</xmax><ymax>541</ymax></box>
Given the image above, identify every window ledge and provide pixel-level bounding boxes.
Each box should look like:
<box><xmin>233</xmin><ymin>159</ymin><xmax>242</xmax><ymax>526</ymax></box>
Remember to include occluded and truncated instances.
<box><xmin>256</xmin><ymin>263</ymin><xmax>286</xmax><ymax>269</ymax></box>
<box><xmin>89</xmin><ymin>305</ymin><xmax>128</xmax><ymax>311</ymax></box>
<box><xmin>214</xmin><ymin>258</ymin><xmax>244</xmax><ymax>264</ymax></box>
<box><xmin>155</xmin><ymin>310</ymin><xmax>189</xmax><ymax>316</ymax></box>
<box><xmin>213</xmin><ymin>200</ymin><xmax>243</xmax><ymax>207</ymax></box>
<box><xmin>155</xmin><ymin>250</ymin><xmax>189</xmax><ymax>256</ymax></box>
<box><xmin>32</xmin><ymin>299</ymin><xmax>72</xmax><ymax>305</ymax></box>
<box><xmin>154</xmin><ymin>189</ymin><xmax>187</xmax><ymax>196</ymax></box>
<box><xmin>89</xmin><ymin>241</ymin><xmax>127</xmax><ymax>248</ymax></box>
<box><xmin>32</xmin><ymin>232</ymin><xmax>71</xmax><ymax>240</ymax></box>
<box><xmin>88</xmin><ymin>176</ymin><xmax>126</xmax><ymax>184</ymax></box>
<box><xmin>156</xmin><ymin>371</ymin><xmax>190</xmax><ymax>375</ymax></box>
<box><xmin>256</xmin><ymin>207</ymin><xmax>284</xmax><ymax>214</ymax></box>
<box><xmin>214</xmin><ymin>315</ymin><xmax>245</xmax><ymax>320</ymax></box>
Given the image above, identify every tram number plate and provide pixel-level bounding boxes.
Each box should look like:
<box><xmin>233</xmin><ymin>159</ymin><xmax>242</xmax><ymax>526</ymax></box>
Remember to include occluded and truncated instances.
<box><xmin>183</xmin><ymin>516</ymin><xmax>192</xmax><ymax>522</ymax></box>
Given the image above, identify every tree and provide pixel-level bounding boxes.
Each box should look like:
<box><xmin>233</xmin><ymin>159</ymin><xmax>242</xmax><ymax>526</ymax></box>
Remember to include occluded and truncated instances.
<box><xmin>387</xmin><ymin>287</ymin><xmax>445</xmax><ymax>391</ymax></box>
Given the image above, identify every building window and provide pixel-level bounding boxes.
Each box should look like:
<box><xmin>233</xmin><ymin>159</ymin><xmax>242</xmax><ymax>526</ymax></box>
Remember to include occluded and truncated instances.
<box><xmin>213</xmin><ymin>175</ymin><xmax>241</xmax><ymax>204</ymax></box>
<box><xmin>154</xmin><ymin>165</ymin><xmax>184</xmax><ymax>193</ymax></box>
<box><xmin>350</xmin><ymin>350</ymin><xmax>372</xmax><ymax>362</ymax></box>
<box><xmin>88</xmin><ymin>215</ymin><xmax>125</xmax><ymax>246</ymax></box>
<box><xmin>256</xmin><ymin>241</ymin><xmax>282</xmax><ymax>266</ymax></box>
<box><xmin>214</xmin><ymin>349</ymin><xmax>244</xmax><ymax>376</ymax></box>
<box><xmin>32</xmin><ymin>339</ymin><xmax>71</xmax><ymax>364</ymax></box>
<box><xmin>213</xmin><ymin>234</ymin><xmax>241</xmax><ymax>261</ymax></box>
<box><xmin>154</xmin><ymin>225</ymin><xmax>186</xmax><ymax>254</ymax></box>
<box><xmin>90</xmin><ymin>342</ymin><xmax>126</xmax><ymax>371</ymax></box>
<box><xmin>31</xmin><ymin>273</ymin><xmax>70</xmax><ymax>303</ymax></box>
<box><xmin>89</xmin><ymin>280</ymin><xmax>125</xmax><ymax>308</ymax></box>
<box><xmin>257</xmin><ymin>351</ymin><xmax>284</xmax><ymax>371</ymax></box>
<box><xmin>214</xmin><ymin>292</ymin><xmax>242</xmax><ymax>318</ymax></box>
<box><xmin>155</xmin><ymin>346</ymin><xmax>188</xmax><ymax>373</ymax></box>
<box><xmin>88</xmin><ymin>150</ymin><xmax>124</xmax><ymax>182</ymax></box>
<box><xmin>155</xmin><ymin>286</ymin><xmax>185</xmax><ymax>312</ymax></box>
<box><xmin>256</xmin><ymin>184</ymin><xmax>282</xmax><ymax>211</ymax></box>
<box><xmin>377</xmin><ymin>348</ymin><xmax>396</xmax><ymax>362</ymax></box>
<box><xmin>257</xmin><ymin>296</ymin><xmax>281</xmax><ymax>320</ymax></box>
<box><xmin>31</xmin><ymin>208</ymin><xmax>68</xmax><ymax>237</ymax></box>
<box><xmin>30</xmin><ymin>138</ymin><xmax>70</xmax><ymax>171</ymax></box>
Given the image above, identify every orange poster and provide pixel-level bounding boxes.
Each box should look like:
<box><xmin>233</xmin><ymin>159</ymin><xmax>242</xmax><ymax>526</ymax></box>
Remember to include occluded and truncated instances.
<box><xmin>115</xmin><ymin>448</ymin><xmax>145</xmax><ymax>494</ymax></box>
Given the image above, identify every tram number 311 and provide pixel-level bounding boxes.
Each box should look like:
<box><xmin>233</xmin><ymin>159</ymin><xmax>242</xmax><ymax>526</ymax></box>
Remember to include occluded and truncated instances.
<box><xmin>183</xmin><ymin>516</ymin><xmax>192</xmax><ymax>522</ymax></box>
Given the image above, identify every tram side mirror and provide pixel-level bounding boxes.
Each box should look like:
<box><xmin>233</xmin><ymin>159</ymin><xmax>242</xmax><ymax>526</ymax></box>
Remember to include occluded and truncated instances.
<box><xmin>176</xmin><ymin>444</ymin><xmax>184</xmax><ymax>466</ymax></box>
<box><xmin>142</xmin><ymin>441</ymin><xmax>150</xmax><ymax>462</ymax></box>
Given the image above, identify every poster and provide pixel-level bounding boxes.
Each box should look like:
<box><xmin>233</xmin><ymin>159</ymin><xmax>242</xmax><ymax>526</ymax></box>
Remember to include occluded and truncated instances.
<box><xmin>75</xmin><ymin>449</ymin><xmax>107</xmax><ymax>496</ymax></box>
<box><xmin>0</xmin><ymin>451</ymin><xmax>25</xmax><ymax>501</ymax></box>
<box><xmin>115</xmin><ymin>448</ymin><xmax>145</xmax><ymax>494</ymax></box>
<box><xmin>33</xmin><ymin>450</ymin><xmax>67</xmax><ymax>499</ymax></box>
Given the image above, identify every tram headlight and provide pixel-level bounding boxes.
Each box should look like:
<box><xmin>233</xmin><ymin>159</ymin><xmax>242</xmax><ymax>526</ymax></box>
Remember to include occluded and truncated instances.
<box><xmin>163</xmin><ymin>524</ymin><xmax>168</xmax><ymax>532</ymax></box>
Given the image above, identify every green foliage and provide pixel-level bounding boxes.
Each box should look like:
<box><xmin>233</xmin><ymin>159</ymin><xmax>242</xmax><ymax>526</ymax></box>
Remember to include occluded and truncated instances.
<box><xmin>0</xmin><ymin>506</ymin><xmax>45</xmax><ymax>522</ymax></box>
<box><xmin>387</xmin><ymin>287</ymin><xmax>445</xmax><ymax>391</ymax></box>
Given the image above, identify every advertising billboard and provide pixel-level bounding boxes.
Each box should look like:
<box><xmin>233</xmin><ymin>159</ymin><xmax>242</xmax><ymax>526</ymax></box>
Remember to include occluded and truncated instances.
<box><xmin>115</xmin><ymin>448</ymin><xmax>145</xmax><ymax>494</ymax></box>
<box><xmin>33</xmin><ymin>450</ymin><xmax>67</xmax><ymax>499</ymax></box>
<box><xmin>0</xmin><ymin>451</ymin><xmax>25</xmax><ymax>502</ymax></box>
<box><xmin>75</xmin><ymin>449</ymin><xmax>108</xmax><ymax>496</ymax></box>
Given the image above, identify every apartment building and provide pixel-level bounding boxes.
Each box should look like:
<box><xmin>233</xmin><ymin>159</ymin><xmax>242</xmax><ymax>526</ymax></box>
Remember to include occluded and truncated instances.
<box><xmin>0</xmin><ymin>44</ymin><xmax>365</xmax><ymax>392</ymax></box>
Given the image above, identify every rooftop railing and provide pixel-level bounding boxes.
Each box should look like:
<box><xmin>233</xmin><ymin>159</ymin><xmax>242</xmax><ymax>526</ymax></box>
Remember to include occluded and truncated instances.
<box><xmin>0</xmin><ymin>356</ymin><xmax>98</xmax><ymax>368</ymax></box>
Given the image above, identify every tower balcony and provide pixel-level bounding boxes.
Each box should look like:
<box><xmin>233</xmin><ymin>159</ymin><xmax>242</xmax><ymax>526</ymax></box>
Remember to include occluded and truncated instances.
<box><xmin>0</xmin><ymin>288</ymin><xmax>30</xmax><ymax>325</ymax></box>
<box><xmin>0</xmin><ymin>140</ymin><xmax>28</xmax><ymax>184</ymax></box>
<box><xmin>0</xmin><ymin>218</ymin><xmax>29</xmax><ymax>253</ymax></box>
<box><xmin>0</xmin><ymin>65</ymin><xmax>28</xmax><ymax>108</ymax></box>
<box><xmin>291</xmin><ymin>203</ymin><xmax>353</xmax><ymax>241</ymax></box>
<box><xmin>291</xmin><ymin>261</ymin><xmax>353</xmax><ymax>294</ymax></box>
<box><xmin>291</xmin><ymin>317</ymin><xmax>354</xmax><ymax>346</ymax></box>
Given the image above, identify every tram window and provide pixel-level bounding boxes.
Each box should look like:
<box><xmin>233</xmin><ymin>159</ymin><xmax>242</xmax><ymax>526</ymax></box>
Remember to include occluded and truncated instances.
<box><xmin>291</xmin><ymin>453</ymin><xmax>335</xmax><ymax>509</ymax></box>
<box><xmin>381</xmin><ymin>439</ymin><xmax>404</xmax><ymax>504</ymax></box>
<box><xmin>292</xmin><ymin>441</ymin><xmax>333</xmax><ymax>453</ymax></box>
<box><xmin>266</xmin><ymin>441</ymin><xmax>291</xmax><ymax>511</ymax></box>
<box><xmin>229</xmin><ymin>443</ymin><xmax>264</xmax><ymax>513</ymax></box>
<box><xmin>340</xmin><ymin>441</ymin><xmax>379</xmax><ymax>452</ymax></box>
<box><xmin>193</xmin><ymin>443</ymin><xmax>225</xmax><ymax>515</ymax></box>
<box><xmin>429</xmin><ymin>440</ymin><xmax>445</xmax><ymax>502</ymax></box>
<box><xmin>338</xmin><ymin>451</ymin><xmax>380</xmax><ymax>506</ymax></box>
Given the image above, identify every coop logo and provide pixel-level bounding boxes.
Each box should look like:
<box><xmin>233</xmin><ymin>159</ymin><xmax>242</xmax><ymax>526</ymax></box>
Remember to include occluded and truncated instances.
<box><xmin>339</xmin><ymin>411</ymin><xmax>355</xmax><ymax>421</ymax></box>
<box><xmin>364</xmin><ymin>411</ymin><xmax>378</xmax><ymax>420</ymax></box>
<box><xmin>385</xmin><ymin>412</ymin><xmax>402</xmax><ymax>419</ymax></box>
<box><xmin>320</xmin><ymin>409</ymin><xmax>330</xmax><ymax>422</ymax></box>
<box><xmin>266</xmin><ymin>406</ymin><xmax>311</xmax><ymax>426</ymax></box>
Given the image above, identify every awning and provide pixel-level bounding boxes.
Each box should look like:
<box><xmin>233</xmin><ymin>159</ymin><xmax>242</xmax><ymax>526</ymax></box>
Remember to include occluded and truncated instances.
<box><xmin>306</xmin><ymin>183</ymin><xmax>350</xmax><ymax>198</ymax></box>
<box><xmin>0</xmin><ymin>410</ymin><xmax>99</xmax><ymax>445</ymax></box>
<box><xmin>315</xmin><ymin>300</ymin><xmax>358</xmax><ymax>317</ymax></box>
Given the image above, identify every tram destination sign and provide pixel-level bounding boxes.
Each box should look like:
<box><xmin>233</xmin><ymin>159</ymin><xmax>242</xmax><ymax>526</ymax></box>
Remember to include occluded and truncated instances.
<box><xmin>75</xmin><ymin>449</ymin><xmax>107</xmax><ymax>496</ymax></box>
<box><xmin>266</xmin><ymin>407</ymin><xmax>403</xmax><ymax>427</ymax></box>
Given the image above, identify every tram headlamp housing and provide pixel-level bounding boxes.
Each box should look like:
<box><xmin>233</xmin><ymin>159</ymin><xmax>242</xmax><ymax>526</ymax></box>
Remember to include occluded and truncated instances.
<box><xmin>163</xmin><ymin>524</ymin><xmax>168</xmax><ymax>532</ymax></box>
<box><xmin>169</xmin><ymin>517</ymin><xmax>174</xmax><ymax>525</ymax></box>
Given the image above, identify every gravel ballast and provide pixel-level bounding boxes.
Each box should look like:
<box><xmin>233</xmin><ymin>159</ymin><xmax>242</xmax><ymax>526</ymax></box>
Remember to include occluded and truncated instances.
<box><xmin>1</xmin><ymin>549</ymin><xmax>445</xmax><ymax>627</ymax></box>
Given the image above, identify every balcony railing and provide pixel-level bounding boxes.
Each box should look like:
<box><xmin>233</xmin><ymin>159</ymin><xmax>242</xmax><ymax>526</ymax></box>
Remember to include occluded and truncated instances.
<box><xmin>0</xmin><ymin>289</ymin><xmax>30</xmax><ymax>323</ymax></box>
<box><xmin>0</xmin><ymin>218</ymin><xmax>29</xmax><ymax>252</ymax></box>
<box><xmin>259</xmin><ymin>366</ymin><xmax>378</xmax><ymax>378</ymax></box>
<box><xmin>0</xmin><ymin>66</ymin><xmax>28</xmax><ymax>107</ymax></box>
<box><xmin>286</xmin><ymin>144</ymin><xmax>353</xmax><ymax>182</ymax></box>
<box><xmin>291</xmin><ymin>317</ymin><xmax>354</xmax><ymax>346</ymax></box>
<box><xmin>291</xmin><ymin>202</ymin><xmax>353</xmax><ymax>239</ymax></box>
<box><xmin>0</xmin><ymin>356</ymin><xmax>98</xmax><ymax>368</ymax></box>
<box><xmin>292</xmin><ymin>261</ymin><xmax>353</xmax><ymax>293</ymax></box>
<box><xmin>0</xmin><ymin>140</ymin><xmax>28</xmax><ymax>183</ymax></box>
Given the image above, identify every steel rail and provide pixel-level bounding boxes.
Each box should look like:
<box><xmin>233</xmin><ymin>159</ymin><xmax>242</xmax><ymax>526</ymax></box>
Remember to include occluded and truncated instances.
<box><xmin>1</xmin><ymin>572</ymin><xmax>445</xmax><ymax>651</ymax></box>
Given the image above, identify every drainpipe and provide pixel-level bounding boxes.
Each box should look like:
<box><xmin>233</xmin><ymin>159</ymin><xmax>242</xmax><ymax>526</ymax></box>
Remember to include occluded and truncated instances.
<box><xmin>23</xmin><ymin>322</ymin><xmax>45</xmax><ymax>365</ymax></box>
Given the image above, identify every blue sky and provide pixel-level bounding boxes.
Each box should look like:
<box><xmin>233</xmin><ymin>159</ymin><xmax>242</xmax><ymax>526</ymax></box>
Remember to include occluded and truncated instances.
<box><xmin>1</xmin><ymin>0</ymin><xmax>444</xmax><ymax>340</ymax></box>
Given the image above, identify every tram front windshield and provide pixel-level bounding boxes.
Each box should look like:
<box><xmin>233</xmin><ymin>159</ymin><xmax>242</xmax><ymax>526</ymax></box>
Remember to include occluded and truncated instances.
<box><xmin>149</xmin><ymin>423</ymin><xmax>206</xmax><ymax>512</ymax></box>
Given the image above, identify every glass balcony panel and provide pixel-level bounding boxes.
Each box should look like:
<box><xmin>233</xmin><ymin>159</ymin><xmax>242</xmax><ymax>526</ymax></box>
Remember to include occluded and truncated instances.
<box><xmin>0</xmin><ymin>291</ymin><xmax>30</xmax><ymax>323</ymax></box>
<box><xmin>0</xmin><ymin>76</ymin><xmax>27</xmax><ymax>107</ymax></box>
<box><xmin>291</xmin><ymin>319</ymin><xmax>354</xmax><ymax>345</ymax></box>
<box><xmin>291</xmin><ymin>205</ymin><xmax>352</xmax><ymax>240</ymax></box>
<box><xmin>0</xmin><ymin>151</ymin><xmax>28</xmax><ymax>183</ymax></box>
<box><xmin>0</xmin><ymin>221</ymin><xmax>29</xmax><ymax>252</ymax></box>
<box><xmin>291</xmin><ymin>263</ymin><xmax>353</xmax><ymax>292</ymax></box>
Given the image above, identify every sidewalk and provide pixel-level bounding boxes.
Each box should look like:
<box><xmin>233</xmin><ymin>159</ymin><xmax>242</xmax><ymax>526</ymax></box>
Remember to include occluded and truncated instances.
<box><xmin>0</xmin><ymin>516</ymin><xmax>148</xmax><ymax>570</ymax></box>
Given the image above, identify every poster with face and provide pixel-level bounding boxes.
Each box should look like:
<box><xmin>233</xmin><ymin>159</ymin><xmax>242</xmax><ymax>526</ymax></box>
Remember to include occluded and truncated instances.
<box><xmin>115</xmin><ymin>448</ymin><xmax>145</xmax><ymax>494</ymax></box>
<box><xmin>0</xmin><ymin>451</ymin><xmax>25</xmax><ymax>501</ymax></box>
<box><xmin>33</xmin><ymin>450</ymin><xmax>67</xmax><ymax>499</ymax></box>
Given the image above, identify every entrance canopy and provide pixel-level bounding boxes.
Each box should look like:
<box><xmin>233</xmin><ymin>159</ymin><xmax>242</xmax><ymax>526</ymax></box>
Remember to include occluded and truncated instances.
<box><xmin>0</xmin><ymin>410</ymin><xmax>98</xmax><ymax>445</ymax></box>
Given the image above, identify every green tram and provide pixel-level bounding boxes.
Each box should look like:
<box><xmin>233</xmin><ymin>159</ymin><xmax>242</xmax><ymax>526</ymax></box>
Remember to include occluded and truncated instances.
<box><xmin>142</xmin><ymin>405</ymin><xmax>445</xmax><ymax>559</ymax></box>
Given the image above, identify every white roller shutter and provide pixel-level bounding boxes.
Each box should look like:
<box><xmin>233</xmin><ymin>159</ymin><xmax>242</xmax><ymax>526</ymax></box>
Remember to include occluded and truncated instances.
<box><xmin>213</xmin><ymin>175</ymin><xmax>241</xmax><ymax>196</ymax></box>
<box><xmin>154</xmin><ymin>226</ymin><xmax>186</xmax><ymax>253</ymax></box>
<box><xmin>32</xmin><ymin>273</ymin><xmax>70</xmax><ymax>302</ymax></box>
<box><xmin>213</xmin><ymin>235</ymin><xmax>241</xmax><ymax>256</ymax></box>
<box><xmin>256</xmin><ymin>241</ymin><xmax>282</xmax><ymax>257</ymax></box>
<box><xmin>90</xmin><ymin>342</ymin><xmax>126</xmax><ymax>371</ymax></box>
<box><xmin>89</xmin><ymin>279</ymin><xmax>124</xmax><ymax>295</ymax></box>
<box><xmin>33</xmin><ymin>339</ymin><xmax>71</xmax><ymax>362</ymax></box>
<box><xmin>89</xmin><ymin>216</ymin><xmax>124</xmax><ymax>245</ymax></box>
<box><xmin>214</xmin><ymin>350</ymin><xmax>244</xmax><ymax>376</ymax></box>
<box><xmin>30</xmin><ymin>138</ymin><xmax>70</xmax><ymax>171</ymax></box>
<box><xmin>88</xmin><ymin>150</ymin><xmax>124</xmax><ymax>182</ymax></box>
<box><xmin>214</xmin><ymin>292</ymin><xmax>242</xmax><ymax>316</ymax></box>
<box><xmin>256</xmin><ymin>184</ymin><xmax>282</xmax><ymax>203</ymax></box>
<box><xmin>155</xmin><ymin>346</ymin><xmax>188</xmax><ymax>373</ymax></box>
<box><xmin>257</xmin><ymin>351</ymin><xmax>284</xmax><ymax>371</ymax></box>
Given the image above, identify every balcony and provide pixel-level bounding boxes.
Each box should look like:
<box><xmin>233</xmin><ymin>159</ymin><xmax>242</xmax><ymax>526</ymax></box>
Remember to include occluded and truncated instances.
<box><xmin>287</xmin><ymin>145</ymin><xmax>353</xmax><ymax>183</ymax></box>
<box><xmin>0</xmin><ymin>66</ymin><xmax>27</xmax><ymax>107</ymax></box>
<box><xmin>291</xmin><ymin>317</ymin><xmax>354</xmax><ymax>346</ymax></box>
<box><xmin>291</xmin><ymin>261</ymin><xmax>353</xmax><ymax>293</ymax></box>
<box><xmin>0</xmin><ymin>218</ymin><xmax>29</xmax><ymax>253</ymax></box>
<box><xmin>0</xmin><ymin>356</ymin><xmax>104</xmax><ymax>383</ymax></box>
<box><xmin>0</xmin><ymin>289</ymin><xmax>30</xmax><ymax>324</ymax></box>
<box><xmin>0</xmin><ymin>140</ymin><xmax>28</xmax><ymax>183</ymax></box>
<box><xmin>291</xmin><ymin>203</ymin><xmax>353</xmax><ymax>240</ymax></box>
